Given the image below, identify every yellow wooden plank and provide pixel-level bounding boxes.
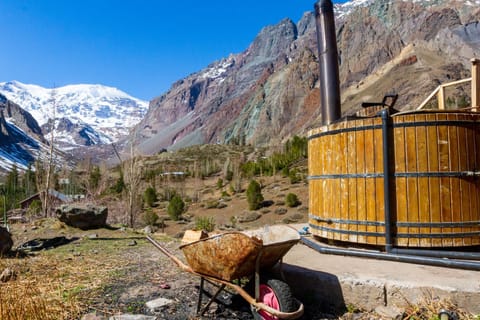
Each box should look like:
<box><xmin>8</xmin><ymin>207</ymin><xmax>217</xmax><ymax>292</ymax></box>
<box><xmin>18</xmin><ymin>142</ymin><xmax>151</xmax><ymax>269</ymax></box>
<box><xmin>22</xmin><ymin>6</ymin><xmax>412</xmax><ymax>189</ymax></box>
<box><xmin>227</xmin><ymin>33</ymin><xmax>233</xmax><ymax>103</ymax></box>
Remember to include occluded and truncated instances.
<box><xmin>449</xmin><ymin>115</ymin><xmax>463</xmax><ymax>246</ymax></box>
<box><xmin>363</xmin><ymin>118</ymin><xmax>376</xmax><ymax>245</ymax></box>
<box><xmin>425</xmin><ymin>113</ymin><xmax>442</xmax><ymax>247</ymax></box>
<box><xmin>437</xmin><ymin>113</ymin><xmax>453</xmax><ymax>247</ymax></box>
<box><xmin>347</xmin><ymin>120</ymin><xmax>358</xmax><ymax>243</ymax></box>
<box><xmin>356</xmin><ymin>119</ymin><xmax>367</xmax><ymax>244</ymax></box>
<box><xmin>405</xmin><ymin>115</ymin><xmax>420</xmax><ymax>247</ymax></box>
<box><xmin>339</xmin><ymin>127</ymin><xmax>349</xmax><ymax>242</ymax></box>
<box><xmin>415</xmin><ymin>114</ymin><xmax>431</xmax><ymax>247</ymax></box>
<box><xmin>393</xmin><ymin>116</ymin><xmax>408</xmax><ymax>246</ymax></box>
<box><xmin>374</xmin><ymin>119</ymin><xmax>385</xmax><ymax>245</ymax></box>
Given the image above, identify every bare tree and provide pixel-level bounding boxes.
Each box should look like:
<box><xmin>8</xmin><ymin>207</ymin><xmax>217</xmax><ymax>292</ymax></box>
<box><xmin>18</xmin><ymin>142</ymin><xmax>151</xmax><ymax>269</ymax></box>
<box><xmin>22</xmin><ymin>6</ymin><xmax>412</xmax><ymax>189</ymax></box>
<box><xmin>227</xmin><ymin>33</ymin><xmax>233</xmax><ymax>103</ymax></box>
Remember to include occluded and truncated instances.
<box><xmin>36</xmin><ymin>87</ymin><xmax>57</xmax><ymax>217</ymax></box>
<box><xmin>123</xmin><ymin>130</ymin><xmax>143</xmax><ymax>227</ymax></box>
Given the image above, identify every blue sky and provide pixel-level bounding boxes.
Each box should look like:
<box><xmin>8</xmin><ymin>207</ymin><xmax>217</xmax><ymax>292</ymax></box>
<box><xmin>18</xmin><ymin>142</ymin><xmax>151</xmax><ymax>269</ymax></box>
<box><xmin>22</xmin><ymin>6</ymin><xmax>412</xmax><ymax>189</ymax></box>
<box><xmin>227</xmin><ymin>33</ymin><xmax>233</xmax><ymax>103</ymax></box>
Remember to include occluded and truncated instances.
<box><xmin>0</xmin><ymin>1</ymin><xmax>346</xmax><ymax>101</ymax></box>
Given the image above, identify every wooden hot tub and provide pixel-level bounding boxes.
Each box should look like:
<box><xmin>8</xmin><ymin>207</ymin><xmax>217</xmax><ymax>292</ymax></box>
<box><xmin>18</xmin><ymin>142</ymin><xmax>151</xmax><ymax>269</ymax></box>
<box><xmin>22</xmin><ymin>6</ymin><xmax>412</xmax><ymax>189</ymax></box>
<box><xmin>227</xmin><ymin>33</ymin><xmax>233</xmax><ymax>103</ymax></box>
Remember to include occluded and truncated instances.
<box><xmin>308</xmin><ymin>110</ymin><xmax>480</xmax><ymax>248</ymax></box>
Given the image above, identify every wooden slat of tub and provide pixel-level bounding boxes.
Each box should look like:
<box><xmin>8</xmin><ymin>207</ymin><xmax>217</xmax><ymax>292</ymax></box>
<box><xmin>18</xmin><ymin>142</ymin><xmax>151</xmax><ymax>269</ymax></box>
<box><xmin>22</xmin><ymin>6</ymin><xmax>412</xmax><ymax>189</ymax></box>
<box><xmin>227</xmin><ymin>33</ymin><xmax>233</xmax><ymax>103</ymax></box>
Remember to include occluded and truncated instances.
<box><xmin>437</xmin><ymin>113</ymin><xmax>453</xmax><ymax>247</ymax></box>
<box><xmin>415</xmin><ymin>114</ymin><xmax>432</xmax><ymax>247</ymax></box>
<box><xmin>426</xmin><ymin>113</ymin><xmax>442</xmax><ymax>246</ymax></box>
<box><xmin>347</xmin><ymin>120</ymin><xmax>358</xmax><ymax>243</ymax></box>
<box><xmin>456</xmin><ymin>114</ymin><xmax>470</xmax><ymax>246</ymax></box>
<box><xmin>323</xmin><ymin>134</ymin><xmax>332</xmax><ymax>240</ymax></box>
<box><xmin>449</xmin><ymin>114</ymin><xmax>463</xmax><ymax>246</ymax></box>
<box><xmin>374</xmin><ymin>120</ymin><xmax>385</xmax><ymax>245</ymax></box>
<box><xmin>317</xmin><ymin>134</ymin><xmax>326</xmax><ymax>239</ymax></box>
<box><xmin>364</xmin><ymin>118</ymin><xmax>377</xmax><ymax>245</ymax></box>
<box><xmin>394</xmin><ymin>115</ymin><xmax>408</xmax><ymax>246</ymax></box>
<box><xmin>339</xmin><ymin>124</ymin><xmax>349</xmax><ymax>242</ymax></box>
<box><xmin>473</xmin><ymin>114</ymin><xmax>480</xmax><ymax>245</ymax></box>
<box><xmin>356</xmin><ymin>119</ymin><xmax>367</xmax><ymax>244</ymax></box>
<box><xmin>331</xmin><ymin>130</ymin><xmax>341</xmax><ymax>241</ymax></box>
<box><xmin>311</xmin><ymin>137</ymin><xmax>316</xmax><ymax>173</ymax></box>
<box><xmin>405</xmin><ymin>114</ymin><xmax>420</xmax><ymax>247</ymax></box>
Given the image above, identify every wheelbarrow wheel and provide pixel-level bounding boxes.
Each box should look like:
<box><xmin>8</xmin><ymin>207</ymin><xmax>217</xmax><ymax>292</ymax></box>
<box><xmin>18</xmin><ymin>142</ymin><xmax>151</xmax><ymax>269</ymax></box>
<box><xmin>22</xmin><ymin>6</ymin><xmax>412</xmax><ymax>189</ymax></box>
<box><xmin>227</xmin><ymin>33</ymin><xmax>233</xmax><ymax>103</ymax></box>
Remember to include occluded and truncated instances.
<box><xmin>251</xmin><ymin>277</ymin><xmax>298</xmax><ymax>320</ymax></box>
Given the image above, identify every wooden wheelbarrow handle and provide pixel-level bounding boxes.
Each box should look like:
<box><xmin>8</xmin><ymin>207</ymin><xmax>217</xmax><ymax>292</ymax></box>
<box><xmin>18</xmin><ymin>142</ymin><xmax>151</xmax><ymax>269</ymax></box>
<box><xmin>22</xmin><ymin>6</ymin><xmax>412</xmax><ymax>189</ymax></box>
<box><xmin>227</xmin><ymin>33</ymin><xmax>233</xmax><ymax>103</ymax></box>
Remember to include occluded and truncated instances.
<box><xmin>146</xmin><ymin>235</ymin><xmax>194</xmax><ymax>273</ymax></box>
<box><xmin>146</xmin><ymin>235</ymin><xmax>304</xmax><ymax>319</ymax></box>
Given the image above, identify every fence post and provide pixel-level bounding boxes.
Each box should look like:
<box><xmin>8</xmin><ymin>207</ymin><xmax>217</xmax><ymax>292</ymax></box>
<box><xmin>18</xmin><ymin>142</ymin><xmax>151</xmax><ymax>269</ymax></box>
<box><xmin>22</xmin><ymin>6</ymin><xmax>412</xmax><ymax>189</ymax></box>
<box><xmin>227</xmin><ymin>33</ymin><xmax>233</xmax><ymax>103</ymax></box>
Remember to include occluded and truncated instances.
<box><xmin>472</xmin><ymin>58</ymin><xmax>479</xmax><ymax>112</ymax></box>
<box><xmin>437</xmin><ymin>85</ymin><xmax>445</xmax><ymax>110</ymax></box>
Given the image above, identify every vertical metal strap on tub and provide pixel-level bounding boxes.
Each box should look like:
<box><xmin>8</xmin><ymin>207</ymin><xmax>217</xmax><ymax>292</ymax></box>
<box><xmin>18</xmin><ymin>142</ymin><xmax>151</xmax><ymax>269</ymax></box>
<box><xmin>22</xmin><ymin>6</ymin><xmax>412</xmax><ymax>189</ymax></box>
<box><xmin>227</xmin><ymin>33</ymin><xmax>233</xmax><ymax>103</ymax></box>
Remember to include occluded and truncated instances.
<box><xmin>381</xmin><ymin>109</ymin><xmax>393</xmax><ymax>252</ymax></box>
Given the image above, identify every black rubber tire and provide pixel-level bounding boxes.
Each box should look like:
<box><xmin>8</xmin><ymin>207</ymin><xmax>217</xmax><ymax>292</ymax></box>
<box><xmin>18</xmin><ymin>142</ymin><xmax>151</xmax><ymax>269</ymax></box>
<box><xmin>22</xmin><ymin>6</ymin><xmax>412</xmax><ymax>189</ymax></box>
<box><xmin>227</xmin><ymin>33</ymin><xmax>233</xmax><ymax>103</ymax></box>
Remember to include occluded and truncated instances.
<box><xmin>251</xmin><ymin>276</ymin><xmax>298</xmax><ymax>320</ymax></box>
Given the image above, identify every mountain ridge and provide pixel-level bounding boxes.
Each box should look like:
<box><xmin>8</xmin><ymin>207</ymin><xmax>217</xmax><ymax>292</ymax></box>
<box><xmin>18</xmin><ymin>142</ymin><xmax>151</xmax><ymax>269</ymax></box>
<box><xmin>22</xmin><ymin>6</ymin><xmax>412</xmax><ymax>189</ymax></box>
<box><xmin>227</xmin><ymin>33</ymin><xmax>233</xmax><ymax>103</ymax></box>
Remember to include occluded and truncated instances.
<box><xmin>0</xmin><ymin>81</ymin><xmax>149</xmax><ymax>150</ymax></box>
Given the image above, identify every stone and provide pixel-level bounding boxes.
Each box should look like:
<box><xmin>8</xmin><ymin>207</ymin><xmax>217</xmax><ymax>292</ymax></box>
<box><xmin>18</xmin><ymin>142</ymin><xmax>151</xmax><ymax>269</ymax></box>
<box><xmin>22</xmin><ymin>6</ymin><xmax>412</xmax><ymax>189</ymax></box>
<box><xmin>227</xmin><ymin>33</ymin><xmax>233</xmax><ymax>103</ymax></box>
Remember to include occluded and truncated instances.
<box><xmin>80</xmin><ymin>313</ymin><xmax>106</xmax><ymax>320</ymax></box>
<box><xmin>375</xmin><ymin>305</ymin><xmax>403</xmax><ymax>319</ymax></box>
<box><xmin>142</xmin><ymin>225</ymin><xmax>153</xmax><ymax>234</ymax></box>
<box><xmin>237</xmin><ymin>211</ymin><xmax>261</xmax><ymax>223</ymax></box>
<box><xmin>0</xmin><ymin>268</ymin><xmax>17</xmax><ymax>282</ymax></box>
<box><xmin>145</xmin><ymin>297</ymin><xmax>174</xmax><ymax>312</ymax></box>
<box><xmin>56</xmin><ymin>204</ymin><xmax>108</xmax><ymax>230</ymax></box>
<box><xmin>108</xmin><ymin>315</ymin><xmax>156</xmax><ymax>320</ymax></box>
<box><xmin>0</xmin><ymin>226</ymin><xmax>13</xmax><ymax>255</ymax></box>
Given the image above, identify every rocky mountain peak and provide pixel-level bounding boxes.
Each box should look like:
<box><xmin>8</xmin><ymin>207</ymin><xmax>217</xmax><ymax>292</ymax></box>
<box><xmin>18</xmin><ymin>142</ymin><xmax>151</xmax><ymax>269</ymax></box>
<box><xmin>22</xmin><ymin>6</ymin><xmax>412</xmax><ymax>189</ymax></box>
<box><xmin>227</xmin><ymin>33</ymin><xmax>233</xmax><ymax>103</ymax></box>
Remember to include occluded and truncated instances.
<box><xmin>245</xmin><ymin>18</ymin><xmax>298</xmax><ymax>63</ymax></box>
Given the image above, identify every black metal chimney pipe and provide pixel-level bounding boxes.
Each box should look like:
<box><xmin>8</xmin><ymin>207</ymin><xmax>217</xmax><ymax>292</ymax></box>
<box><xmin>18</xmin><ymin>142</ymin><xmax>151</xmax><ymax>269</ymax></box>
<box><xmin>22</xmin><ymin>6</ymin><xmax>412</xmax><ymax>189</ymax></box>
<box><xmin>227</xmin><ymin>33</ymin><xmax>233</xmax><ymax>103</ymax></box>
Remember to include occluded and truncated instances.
<box><xmin>314</xmin><ymin>0</ymin><xmax>341</xmax><ymax>125</ymax></box>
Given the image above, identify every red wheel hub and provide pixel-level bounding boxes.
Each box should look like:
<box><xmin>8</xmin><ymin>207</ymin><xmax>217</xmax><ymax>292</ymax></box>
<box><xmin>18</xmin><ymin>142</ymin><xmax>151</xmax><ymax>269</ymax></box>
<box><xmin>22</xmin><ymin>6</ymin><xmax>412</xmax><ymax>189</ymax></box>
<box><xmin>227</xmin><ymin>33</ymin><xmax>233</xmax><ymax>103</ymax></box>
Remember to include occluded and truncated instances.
<box><xmin>258</xmin><ymin>284</ymin><xmax>280</xmax><ymax>320</ymax></box>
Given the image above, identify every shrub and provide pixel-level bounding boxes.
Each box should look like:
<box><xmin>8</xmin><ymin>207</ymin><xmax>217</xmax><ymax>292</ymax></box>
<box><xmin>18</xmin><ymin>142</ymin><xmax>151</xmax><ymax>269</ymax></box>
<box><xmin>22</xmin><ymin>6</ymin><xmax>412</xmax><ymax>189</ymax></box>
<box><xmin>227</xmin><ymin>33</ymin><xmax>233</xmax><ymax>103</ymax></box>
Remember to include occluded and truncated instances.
<box><xmin>143</xmin><ymin>208</ymin><xmax>159</xmax><ymax>226</ymax></box>
<box><xmin>205</xmin><ymin>199</ymin><xmax>219</xmax><ymax>209</ymax></box>
<box><xmin>288</xmin><ymin>169</ymin><xmax>301</xmax><ymax>184</ymax></box>
<box><xmin>217</xmin><ymin>178</ymin><xmax>223</xmax><ymax>189</ymax></box>
<box><xmin>246</xmin><ymin>180</ymin><xmax>263</xmax><ymax>210</ymax></box>
<box><xmin>221</xmin><ymin>191</ymin><xmax>230</xmax><ymax>198</ymax></box>
<box><xmin>27</xmin><ymin>199</ymin><xmax>42</xmax><ymax>216</ymax></box>
<box><xmin>195</xmin><ymin>216</ymin><xmax>216</xmax><ymax>232</ymax></box>
<box><xmin>225</xmin><ymin>170</ymin><xmax>233</xmax><ymax>182</ymax></box>
<box><xmin>143</xmin><ymin>186</ymin><xmax>157</xmax><ymax>207</ymax></box>
<box><xmin>285</xmin><ymin>193</ymin><xmax>300</xmax><ymax>207</ymax></box>
<box><xmin>167</xmin><ymin>195</ymin><xmax>185</xmax><ymax>221</ymax></box>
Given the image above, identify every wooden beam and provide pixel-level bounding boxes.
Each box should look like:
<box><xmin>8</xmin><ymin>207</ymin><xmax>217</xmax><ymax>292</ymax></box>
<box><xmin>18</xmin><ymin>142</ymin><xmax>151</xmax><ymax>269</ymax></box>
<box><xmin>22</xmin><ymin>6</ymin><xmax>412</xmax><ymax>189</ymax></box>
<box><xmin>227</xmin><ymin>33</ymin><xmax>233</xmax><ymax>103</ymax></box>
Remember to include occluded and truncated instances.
<box><xmin>437</xmin><ymin>86</ymin><xmax>445</xmax><ymax>110</ymax></box>
<box><xmin>472</xmin><ymin>58</ymin><xmax>480</xmax><ymax>112</ymax></box>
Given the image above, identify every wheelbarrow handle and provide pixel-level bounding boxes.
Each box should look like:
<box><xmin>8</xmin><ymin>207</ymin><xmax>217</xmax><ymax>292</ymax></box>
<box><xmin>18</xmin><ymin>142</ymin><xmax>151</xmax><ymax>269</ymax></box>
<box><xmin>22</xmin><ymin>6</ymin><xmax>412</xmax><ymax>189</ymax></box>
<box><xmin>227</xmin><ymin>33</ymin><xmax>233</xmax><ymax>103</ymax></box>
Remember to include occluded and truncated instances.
<box><xmin>146</xmin><ymin>235</ymin><xmax>194</xmax><ymax>273</ymax></box>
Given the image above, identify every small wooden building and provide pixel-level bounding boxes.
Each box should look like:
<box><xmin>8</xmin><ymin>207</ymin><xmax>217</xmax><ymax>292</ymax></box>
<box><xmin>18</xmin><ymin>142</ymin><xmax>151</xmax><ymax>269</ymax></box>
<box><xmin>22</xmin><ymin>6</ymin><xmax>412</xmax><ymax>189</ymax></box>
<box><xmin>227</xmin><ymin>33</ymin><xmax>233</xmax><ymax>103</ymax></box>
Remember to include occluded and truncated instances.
<box><xmin>19</xmin><ymin>189</ymin><xmax>72</xmax><ymax>210</ymax></box>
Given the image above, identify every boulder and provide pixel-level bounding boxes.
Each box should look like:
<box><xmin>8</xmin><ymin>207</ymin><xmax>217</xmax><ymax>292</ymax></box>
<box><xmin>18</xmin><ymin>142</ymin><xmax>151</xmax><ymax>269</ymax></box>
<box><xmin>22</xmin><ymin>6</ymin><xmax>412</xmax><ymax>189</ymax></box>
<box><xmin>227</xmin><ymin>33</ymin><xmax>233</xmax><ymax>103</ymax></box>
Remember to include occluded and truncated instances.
<box><xmin>0</xmin><ymin>226</ymin><xmax>13</xmax><ymax>255</ymax></box>
<box><xmin>56</xmin><ymin>204</ymin><xmax>108</xmax><ymax>230</ymax></box>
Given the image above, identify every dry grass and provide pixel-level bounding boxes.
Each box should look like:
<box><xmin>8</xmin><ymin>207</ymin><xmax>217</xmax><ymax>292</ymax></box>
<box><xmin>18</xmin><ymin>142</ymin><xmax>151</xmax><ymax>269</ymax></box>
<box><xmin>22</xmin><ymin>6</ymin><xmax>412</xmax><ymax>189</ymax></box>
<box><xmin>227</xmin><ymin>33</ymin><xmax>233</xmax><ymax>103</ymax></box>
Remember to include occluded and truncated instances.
<box><xmin>0</xmin><ymin>256</ymin><xmax>84</xmax><ymax>319</ymax></box>
<box><xmin>401</xmin><ymin>296</ymin><xmax>479</xmax><ymax>320</ymax></box>
<box><xmin>0</xmin><ymin>228</ymin><xmax>145</xmax><ymax>320</ymax></box>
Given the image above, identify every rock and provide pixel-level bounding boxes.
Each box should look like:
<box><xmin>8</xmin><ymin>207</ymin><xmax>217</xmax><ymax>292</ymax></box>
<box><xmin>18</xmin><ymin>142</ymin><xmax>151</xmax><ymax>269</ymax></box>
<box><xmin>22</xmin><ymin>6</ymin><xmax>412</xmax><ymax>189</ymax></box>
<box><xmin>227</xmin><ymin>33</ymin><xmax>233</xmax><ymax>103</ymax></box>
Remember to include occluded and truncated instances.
<box><xmin>0</xmin><ymin>226</ymin><xmax>13</xmax><ymax>255</ymax></box>
<box><xmin>0</xmin><ymin>268</ymin><xmax>17</xmax><ymax>282</ymax></box>
<box><xmin>375</xmin><ymin>306</ymin><xmax>403</xmax><ymax>319</ymax></box>
<box><xmin>81</xmin><ymin>313</ymin><xmax>106</xmax><ymax>320</ymax></box>
<box><xmin>274</xmin><ymin>208</ymin><xmax>288</xmax><ymax>215</ymax></box>
<box><xmin>127</xmin><ymin>240</ymin><xmax>137</xmax><ymax>246</ymax></box>
<box><xmin>145</xmin><ymin>297</ymin><xmax>174</xmax><ymax>312</ymax></box>
<box><xmin>143</xmin><ymin>225</ymin><xmax>153</xmax><ymax>234</ymax></box>
<box><xmin>237</xmin><ymin>211</ymin><xmax>261</xmax><ymax>223</ymax></box>
<box><xmin>108</xmin><ymin>315</ymin><xmax>156</xmax><ymax>320</ymax></box>
<box><xmin>56</xmin><ymin>204</ymin><xmax>108</xmax><ymax>230</ymax></box>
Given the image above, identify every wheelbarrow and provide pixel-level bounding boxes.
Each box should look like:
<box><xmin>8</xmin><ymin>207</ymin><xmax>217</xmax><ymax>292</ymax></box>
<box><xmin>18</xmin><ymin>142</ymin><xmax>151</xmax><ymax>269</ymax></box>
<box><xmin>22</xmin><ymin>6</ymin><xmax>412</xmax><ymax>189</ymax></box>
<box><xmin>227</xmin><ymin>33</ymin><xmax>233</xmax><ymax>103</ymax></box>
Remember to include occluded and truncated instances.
<box><xmin>146</xmin><ymin>224</ymin><xmax>304</xmax><ymax>319</ymax></box>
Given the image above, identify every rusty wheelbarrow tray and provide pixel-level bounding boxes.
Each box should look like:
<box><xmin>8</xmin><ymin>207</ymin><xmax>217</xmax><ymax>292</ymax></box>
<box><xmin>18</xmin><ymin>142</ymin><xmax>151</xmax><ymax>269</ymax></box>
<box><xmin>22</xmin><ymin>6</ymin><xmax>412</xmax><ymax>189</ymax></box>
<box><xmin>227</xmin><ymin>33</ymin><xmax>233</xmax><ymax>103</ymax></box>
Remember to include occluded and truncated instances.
<box><xmin>146</xmin><ymin>224</ymin><xmax>304</xmax><ymax>319</ymax></box>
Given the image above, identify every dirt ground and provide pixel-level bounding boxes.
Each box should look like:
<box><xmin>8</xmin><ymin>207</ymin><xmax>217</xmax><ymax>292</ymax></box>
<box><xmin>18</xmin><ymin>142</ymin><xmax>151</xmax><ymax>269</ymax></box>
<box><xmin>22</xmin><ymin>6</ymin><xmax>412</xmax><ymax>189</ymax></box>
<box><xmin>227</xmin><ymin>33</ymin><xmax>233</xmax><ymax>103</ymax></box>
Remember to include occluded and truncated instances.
<box><xmin>1</xmin><ymin>175</ymin><xmax>321</xmax><ymax>319</ymax></box>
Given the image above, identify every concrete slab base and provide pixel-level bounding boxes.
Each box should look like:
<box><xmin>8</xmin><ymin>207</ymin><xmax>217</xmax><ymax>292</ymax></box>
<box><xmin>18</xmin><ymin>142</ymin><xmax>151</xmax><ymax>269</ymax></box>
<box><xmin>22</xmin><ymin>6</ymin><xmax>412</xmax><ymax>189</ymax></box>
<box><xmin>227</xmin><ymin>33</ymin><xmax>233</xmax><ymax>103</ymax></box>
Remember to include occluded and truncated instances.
<box><xmin>277</xmin><ymin>235</ymin><xmax>480</xmax><ymax>315</ymax></box>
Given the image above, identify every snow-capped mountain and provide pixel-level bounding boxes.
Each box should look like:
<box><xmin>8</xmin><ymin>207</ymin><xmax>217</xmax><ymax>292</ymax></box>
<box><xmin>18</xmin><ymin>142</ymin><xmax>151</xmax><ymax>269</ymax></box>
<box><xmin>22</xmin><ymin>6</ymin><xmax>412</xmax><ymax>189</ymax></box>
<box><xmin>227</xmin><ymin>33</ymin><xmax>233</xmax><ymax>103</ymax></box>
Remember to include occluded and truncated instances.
<box><xmin>0</xmin><ymin>81</ymin><xmax>149</xmax><ymax>149</ymax></box>
<box><xmin>0</xmin><ymin>93</ymin><xmax>59</xmax><ymax>172</ymax></box>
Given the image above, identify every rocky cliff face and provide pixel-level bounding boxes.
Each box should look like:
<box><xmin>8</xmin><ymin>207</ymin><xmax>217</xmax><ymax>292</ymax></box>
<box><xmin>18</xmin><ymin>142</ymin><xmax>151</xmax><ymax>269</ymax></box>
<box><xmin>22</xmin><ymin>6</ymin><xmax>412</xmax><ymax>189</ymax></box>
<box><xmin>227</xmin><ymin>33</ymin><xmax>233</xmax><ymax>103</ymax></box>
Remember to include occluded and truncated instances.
<box><xmin>132</xmin><ymin>0</ymin><xmax>480</xmax><ymax>154</ymax></box>
<box><xmin>0</xmin><ymin>94</ymin><xmax>45</xmax><ymax>145</ymax></box>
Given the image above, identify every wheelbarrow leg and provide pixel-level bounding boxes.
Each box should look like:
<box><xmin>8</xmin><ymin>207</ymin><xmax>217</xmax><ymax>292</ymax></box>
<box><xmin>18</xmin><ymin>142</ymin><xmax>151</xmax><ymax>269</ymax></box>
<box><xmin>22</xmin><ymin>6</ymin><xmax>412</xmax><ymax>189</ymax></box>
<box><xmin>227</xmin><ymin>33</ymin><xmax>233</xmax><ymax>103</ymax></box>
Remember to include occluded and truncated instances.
<box><xmin>196</xmin><ymin>276</ymin><xmax>227</xmax><ymax>316</ymax></box>
<box><xmin>196</xmin><ymin>277</ymin><xmax>204</xmax><ymax>314</ymax></box>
